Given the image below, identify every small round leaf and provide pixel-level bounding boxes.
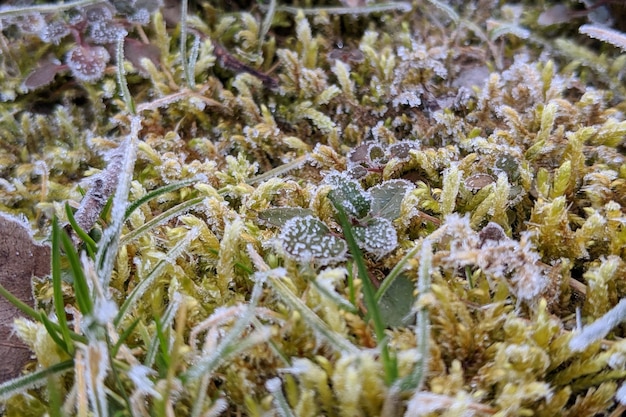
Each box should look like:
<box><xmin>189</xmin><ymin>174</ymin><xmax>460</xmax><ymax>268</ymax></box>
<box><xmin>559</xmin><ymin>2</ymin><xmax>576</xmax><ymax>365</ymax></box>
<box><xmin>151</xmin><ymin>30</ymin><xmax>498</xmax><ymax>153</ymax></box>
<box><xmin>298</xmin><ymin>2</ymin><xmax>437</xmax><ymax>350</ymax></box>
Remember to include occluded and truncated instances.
<box><xmin>353</xmin><ymin>217</ymin><xmax>398</xmax><ymax>258</ymax></box>
<box><xmin>280</xmin><ymin>215</ymin><xmax>347</xmax><ymax>265</ymax></box>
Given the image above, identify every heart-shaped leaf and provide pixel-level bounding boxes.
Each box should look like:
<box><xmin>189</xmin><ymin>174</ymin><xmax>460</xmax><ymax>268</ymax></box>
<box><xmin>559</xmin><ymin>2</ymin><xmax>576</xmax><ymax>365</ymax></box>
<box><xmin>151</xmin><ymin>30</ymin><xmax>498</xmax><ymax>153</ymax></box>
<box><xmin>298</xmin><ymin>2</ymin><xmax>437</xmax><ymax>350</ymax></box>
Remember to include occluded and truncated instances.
<box><xmin>369</xmin><ymin>179</ymin><xmax>414</xmax><ymax>221</ymax></box>
<box><xmin>325</xmin><ymin>172</ymin><xmax>371</xmax><ymax>219</ymax></box>
<box><xmin>353</xmin><ymin>217</ymin><xmax>398</xmax><ymax>258</ymax></box>
<box><xmin>280</xmin><ymin>215</ymin><xmax>347</xmax><ymax>265</ymax></box>
<box><xmin>258</xmin><ymin>207</ymin><xmax>315</xmax><ymax>227</ymax></box>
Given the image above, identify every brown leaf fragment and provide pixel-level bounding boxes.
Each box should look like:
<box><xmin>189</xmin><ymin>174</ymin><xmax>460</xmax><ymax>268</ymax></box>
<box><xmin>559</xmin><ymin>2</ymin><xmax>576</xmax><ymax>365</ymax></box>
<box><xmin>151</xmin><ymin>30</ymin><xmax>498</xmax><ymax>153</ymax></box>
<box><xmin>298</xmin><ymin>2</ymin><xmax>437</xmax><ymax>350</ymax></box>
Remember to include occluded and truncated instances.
<box><xmin>22</xmin><ymin>61</ymin><xmax>65</xmax><ymax>91</ymax></box>
<box><xmin>0</xmin><ymin>212</ymin><xmax>50</xmax><ymax>382</ymax></box>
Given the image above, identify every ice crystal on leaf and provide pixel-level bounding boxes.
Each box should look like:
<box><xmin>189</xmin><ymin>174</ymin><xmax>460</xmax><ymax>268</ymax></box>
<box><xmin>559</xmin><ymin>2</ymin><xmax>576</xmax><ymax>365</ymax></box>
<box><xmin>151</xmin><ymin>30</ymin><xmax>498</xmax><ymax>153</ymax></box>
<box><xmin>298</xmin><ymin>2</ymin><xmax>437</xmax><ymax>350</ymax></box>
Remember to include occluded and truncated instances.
<box><xmin>66</xmin><ymin>44</ymin><xmax>110</xmax><ymax>83</ymax></box>
<box><xmin>324</xmin><ymin>171</ymin><xmax>371</xmax><ymax>219</ymax></box>
<box><xmin>280</xmin><ymin>215</ymin><xmax>347</xmax><ymax>265</ymax></box>
<box><xmin>368</xmin><ymin>179</ymin><xmax>415</xmax><ymax>221</ymax></box>
<box><xmin>38</xmin><ymin>20</ymin><xmax>70</xmax><ymax>44</ymax></box>
<box><xmin>89</xmin><ymin>20</ymin><xmax>128</xmax><ymax>44</ymax></box>
<box><xmin>353</xmin><ymin>217</ymin><xmax>397</xmax><ymax>258</ymax></box>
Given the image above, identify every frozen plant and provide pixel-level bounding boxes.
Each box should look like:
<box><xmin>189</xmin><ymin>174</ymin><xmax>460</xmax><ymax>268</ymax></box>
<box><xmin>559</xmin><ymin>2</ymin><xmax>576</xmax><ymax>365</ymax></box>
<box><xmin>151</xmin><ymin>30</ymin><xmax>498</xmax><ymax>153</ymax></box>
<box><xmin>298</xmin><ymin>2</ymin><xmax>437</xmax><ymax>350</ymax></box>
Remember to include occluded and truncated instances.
<box><xmin>0</xmin><ymin>1</ymin><xmax>162</xmax><ymax>90</ymax></box>
<box><xmin>275</xmin><ymin>171</ymin><xmax>414</xmax><ymax>264</ymax></box>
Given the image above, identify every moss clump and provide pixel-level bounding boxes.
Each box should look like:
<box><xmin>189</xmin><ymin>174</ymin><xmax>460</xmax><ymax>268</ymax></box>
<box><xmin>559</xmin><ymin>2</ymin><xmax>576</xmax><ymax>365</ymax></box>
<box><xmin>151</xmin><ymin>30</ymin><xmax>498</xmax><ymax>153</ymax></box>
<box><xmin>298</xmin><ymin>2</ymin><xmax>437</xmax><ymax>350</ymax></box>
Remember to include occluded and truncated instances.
<box><xmin>0</xmin><ymin>0</ymin><xmax>625</xmax><ymax>416</ymax></box>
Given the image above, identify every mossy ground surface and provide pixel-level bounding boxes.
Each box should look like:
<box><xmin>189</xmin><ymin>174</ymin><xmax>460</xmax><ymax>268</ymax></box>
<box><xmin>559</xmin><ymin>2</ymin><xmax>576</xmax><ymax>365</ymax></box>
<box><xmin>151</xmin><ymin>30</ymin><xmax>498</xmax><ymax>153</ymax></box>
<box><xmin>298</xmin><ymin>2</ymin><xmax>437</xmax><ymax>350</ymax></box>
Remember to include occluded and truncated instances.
<box><xmin>0</xmin><ymin>1</ymin><xmax>626</xmax><ymax>416</ymax></box>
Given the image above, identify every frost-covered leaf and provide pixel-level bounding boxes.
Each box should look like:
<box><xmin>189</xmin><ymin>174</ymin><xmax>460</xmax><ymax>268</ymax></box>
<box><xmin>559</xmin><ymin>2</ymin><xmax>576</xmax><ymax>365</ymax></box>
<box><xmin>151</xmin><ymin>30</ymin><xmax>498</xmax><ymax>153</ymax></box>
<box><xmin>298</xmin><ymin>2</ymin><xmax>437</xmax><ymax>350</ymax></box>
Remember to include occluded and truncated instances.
<box><xmin>388</xmin><ymin>140</ymin><xmax>419</xmax><ymax>160</ymax></box>
<box><xmin>38</xmin><ymin>20</ymin><xmax>70</xmax><ymax>44</ymax></box>
<box><xmin>89</xmin><ymin>20</ymin><xmax>128</xmax><ymax>44</ymax></box>
<box><xmin>280</xmin><ymin>215</ymin><xmax>347</xmax><ymax>265</ymax></box>
<box><xmin>347</xmin><ymin>142</ymin><xmax>386</xmax><ymax>169</ymax></box>
<box><xmin>85</xmin><ymin>4</ymin><xmax>114</xmax><ymax>22</ymax></box>
<box><xmin>325</xmin><ymin>172</ymin><xmax>371</xmax><ymax>219</ymax></box>
<box><xmin>66</xmin><ymin>45</ymin><xmax>110</xmax><ymax>83</ymax></box>
<box><xmin>369</xmin><ymin>179</ymin><xmax>414</xmax><ymax>221</ymax></box>
<box><xmin>353</xmin><ymin>217</ymin><xmax>397</xmax><ymax>258</ymax></box>
<box><xmin>258</xmin><ymin>207</ymin><xmax>314</xmax><ymax>227</ymax></box>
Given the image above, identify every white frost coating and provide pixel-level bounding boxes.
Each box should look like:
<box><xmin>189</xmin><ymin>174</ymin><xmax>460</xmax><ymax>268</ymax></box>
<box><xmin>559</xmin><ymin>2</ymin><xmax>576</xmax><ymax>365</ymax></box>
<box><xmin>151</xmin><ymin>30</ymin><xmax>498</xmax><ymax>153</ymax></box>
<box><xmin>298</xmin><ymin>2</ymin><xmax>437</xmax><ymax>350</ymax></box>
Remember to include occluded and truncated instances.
<box><xmin>128</xmin><ymin>364</ymin><xmax>161</xmax><ymax>398</ymax></box>
<box><xmin>405</xmin><ymin>392</ymin><xmax>477</xmax><ymax>417</ymax></box>
<box><xmin>83</xmin><ymin>340</ymin><xmax>110</xmax><ymax>417</ymax></box>
<box><xmin>438</xmin><ymin>215</ymin><xmax>548</xmax><ymax>303</ymax></box>
<box><xmin>280</xmin><ymin>358</ymin><xmax>316</xmax><ymax>375</ymax></box>
<box><xmin>66</xmin><ymin>44</ymin><xmax>110</xmax><ymax>82</ymax></box>
<box><xmin>617</xmin><ymin>382</ymin><xmax>626</xmax><ymax>405</ymax></box>
<box><xmin>392</xmin><ymin>90</ymin><xmax>421</xmax><ymax>108</ymax></box>
<box><xmin>354</xmin><ymin>217</ymin><xmax>398</xmax><ymax>258</ymax></box>
<box><xmin>39</xmin><ymin>20</ymin><xmax>70</xmax><ymax>44</ymax></box>
<box><xmin>280</xmin><ymin>215</ymin><xmax>347</xmax><ymax>265</ymax></box>
<box><xmin>608</xmin><ymin>351</ymin><xmax>626</xmax><ymax>370</ymax></box>
<box><xmin>89</xmin><ymin>20</ymin><xmax>127</xmax><ymax>44</ymax></box>
<box><xmin>570</xmin><ymin>298</ymin><xmax>626</xmax><ymax>352</ymax></box>
<box><xmin>265</xmin><ymin>377</ymin><xmax>282</xmax><ymax>392</ymax></box>
<box><xmin>323</xmin><ymin>171</ymin><xmax>371</xmax><ymax>219</ymax></box>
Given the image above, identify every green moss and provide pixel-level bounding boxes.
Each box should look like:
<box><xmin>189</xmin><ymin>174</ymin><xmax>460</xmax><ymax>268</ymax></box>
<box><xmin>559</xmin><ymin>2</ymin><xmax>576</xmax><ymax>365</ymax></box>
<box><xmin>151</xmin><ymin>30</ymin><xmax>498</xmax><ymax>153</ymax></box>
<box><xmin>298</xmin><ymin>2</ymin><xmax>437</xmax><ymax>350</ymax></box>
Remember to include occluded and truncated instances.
<box><xmin>1</xmin><ymin>0</ymin><xmax>626</xmax><ymax>415</ymax></box>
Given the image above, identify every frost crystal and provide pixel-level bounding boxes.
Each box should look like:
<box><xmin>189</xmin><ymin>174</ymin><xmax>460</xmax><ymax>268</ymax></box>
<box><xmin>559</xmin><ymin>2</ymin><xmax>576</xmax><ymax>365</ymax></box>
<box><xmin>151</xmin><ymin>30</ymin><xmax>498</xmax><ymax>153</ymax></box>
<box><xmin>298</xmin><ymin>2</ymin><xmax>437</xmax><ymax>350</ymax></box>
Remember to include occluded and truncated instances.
<box><xmin>39</xmin><ymin>20</ymin><xmax>70</xmax><ymax>44</ymax></box>
<box><xmin>280</xmin><ymin>215</ymin><xmax>347</xmax><ymax>265</ymax></box>
<box><xmin>89</xmin><ymin>21</ymin><xmax>128</xmax><ymax>44</ymax></box>
<box><xmin>439</xmin><ymin>216</ymin><xmax>549</xmax><ymax>303</ymax></box>
<box><xmin>66</xmin><ymin>45</ymin><xmax>110</xmax><ymax>82</ymax></box>
<box><xmin>353</xmin><ymin>217</ymin><xmax>398</xmax><ymax>258</ymax></box>
<box><xmin>324</xmin><ymin>171</ymin><xmax>371</xmax><ymax>219</ymax></box>
<box><xmin>128</xmin><ymin>364</ymin><xmax>161</xmax><ymax>398</ymax></box>
<box><xmin>85</xmin><ymin>4</ymin><xmax>114</xmax><ymax>22</ymax></box>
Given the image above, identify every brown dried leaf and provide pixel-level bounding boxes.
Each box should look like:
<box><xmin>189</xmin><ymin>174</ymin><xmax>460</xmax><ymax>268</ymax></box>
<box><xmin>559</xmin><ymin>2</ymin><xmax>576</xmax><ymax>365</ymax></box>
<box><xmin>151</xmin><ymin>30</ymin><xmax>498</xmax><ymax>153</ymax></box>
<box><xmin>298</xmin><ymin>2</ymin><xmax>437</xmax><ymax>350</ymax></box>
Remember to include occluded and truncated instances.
<box><xmin>0</xmin><ymin>212</ymin><xmax>50</xmax><ymax>382</ymax></box>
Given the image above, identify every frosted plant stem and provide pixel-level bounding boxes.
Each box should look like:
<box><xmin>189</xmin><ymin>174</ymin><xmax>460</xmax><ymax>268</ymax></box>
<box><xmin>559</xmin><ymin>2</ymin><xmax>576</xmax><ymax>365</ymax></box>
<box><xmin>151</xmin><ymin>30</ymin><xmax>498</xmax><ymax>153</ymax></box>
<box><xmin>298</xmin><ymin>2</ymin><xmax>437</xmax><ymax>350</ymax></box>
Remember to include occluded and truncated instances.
<box><xmin>259</xmin><ymin>0</ymin><xmax>277</xmax><ymax>47</ymax></box>
<box><xmin>180</xmin><ymin>0</ymin><xmax>195</xmax><ymax>90</ymax></box>
<box><xmin>266</xmin><ymin>378</ymin><xmax>296</xmax><ymax>417</ymax></box>
<box><xmin>396</xmin><ymin>239</ymin><xmax>432</xmax><ymax>391</ymax></box>
<box><xmin>269</xmin><ymin>2</ymin><xmax>411</xmax><ymax>15</ymax></box>
<box><xmin>188</xmin><ymin>278</ymin><xmax>267</xmax><ymax>417</ymax></box>
<box><xmin>246</xmin><ymin>155</ymin><xmax>308</xmax><ymax>185</ymax></box>
<box><xmin>119</xmin><ymin>196</ymin><xmax>204</xmax><ymax>245</ymax></box>
<box><xmin>0</xmin><ymin>0</ymin><xmax>106</xmax><ymax>18</ymax></box>
<box><xmin>116</xmin><ymin>35</ymin><xmax>135</xmax><ymax>114</ymax></box>
<box><xmin>247</xmin><ymin>244</ymin><xmax>359</xmax><ymax>354</ymax></box>
<box><xmin>0</xmin><ymin>360</ymin><xmax>73</xmax><ymax>401</ymax></box>
<box><xmin>570</xmin><ymin>298</ymin><xmax>626</xmax><ymax>352</ymax></box>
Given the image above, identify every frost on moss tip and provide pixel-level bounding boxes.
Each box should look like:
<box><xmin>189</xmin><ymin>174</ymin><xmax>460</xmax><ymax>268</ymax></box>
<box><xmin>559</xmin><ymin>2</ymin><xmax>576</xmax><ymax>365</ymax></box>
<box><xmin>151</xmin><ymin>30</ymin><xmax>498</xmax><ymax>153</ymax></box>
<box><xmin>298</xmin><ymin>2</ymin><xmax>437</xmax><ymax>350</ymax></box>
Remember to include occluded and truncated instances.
<box><xmin>279</xmin><ymin>215</ymin><xmax>347</xmax><ymax>265</ymax></box>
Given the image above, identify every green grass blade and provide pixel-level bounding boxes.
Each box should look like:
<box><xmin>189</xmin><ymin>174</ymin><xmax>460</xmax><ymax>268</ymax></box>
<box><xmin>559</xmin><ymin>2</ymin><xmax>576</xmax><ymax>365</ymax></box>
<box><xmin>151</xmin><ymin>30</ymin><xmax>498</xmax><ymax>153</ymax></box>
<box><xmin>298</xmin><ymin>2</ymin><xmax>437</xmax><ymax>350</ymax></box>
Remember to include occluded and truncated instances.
<box><xmin>120</xmin><ymin>196</ymin><xmax>204</xmax><ymax>246</ymax></box>
<box><xmin>375</xmin><ymin>243</ymin><xmax>421</xmax><ymax>303</ymax></box>
<box><xmin>52</xmin><ymin>218</ymin><xmax>74</xmax><ymax>356</ymax></box>
<box><xmin>60</xmin><ymin>228</ymin><xmax>93</xmax><ymax>316</ymax></box>
<box><xmin>40</xmin><ymin>311</ymin><xmax>69</xmax><ymax>352</ymax></box>
<box><xmin>266</xmin><ymin>268</ymin><xmax>359</xmax><ymax>354</ymax></box>
<box><xmin>124</xmin><ymin>177</ymin><xmax>198</xmax><ymax>220</ymax></box>
<box><xmin>0</xmin><ymin>360</ymin><xmax>74</xmax><ymax>401</ymax></box>
<box><xmin>328</xmin><ymin>194</ymin><xmax>398</xmax><ymax>384</ymax></box>
<box><xmin>116</xmin><ymin>34</ymin><xmax>135</xmax><ymax>114</ymax></box>
<box><xmin>115</xmin><ymin>228</ymin><xmax>198</xmax><ymax>327</ymax></box>
<box><xmin>112</xmin><ymin>318</ymin><xmax>140</xmax><ymax>357</ymax></box>
<box><xmin>65</xmin><ymin>202</ymin><xmax>97</xmax><ymax>257</ymax></box>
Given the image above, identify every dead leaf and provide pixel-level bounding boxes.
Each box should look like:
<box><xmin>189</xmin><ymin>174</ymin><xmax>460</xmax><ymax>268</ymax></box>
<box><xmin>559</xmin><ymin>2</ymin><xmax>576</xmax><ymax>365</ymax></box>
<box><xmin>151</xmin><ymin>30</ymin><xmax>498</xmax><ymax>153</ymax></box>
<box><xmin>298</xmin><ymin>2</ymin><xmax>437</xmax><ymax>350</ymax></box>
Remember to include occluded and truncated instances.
<box><xmin>0</xmin><ymin>212</ymin><xmax>50</xmax><ymax>382</ymax></box>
